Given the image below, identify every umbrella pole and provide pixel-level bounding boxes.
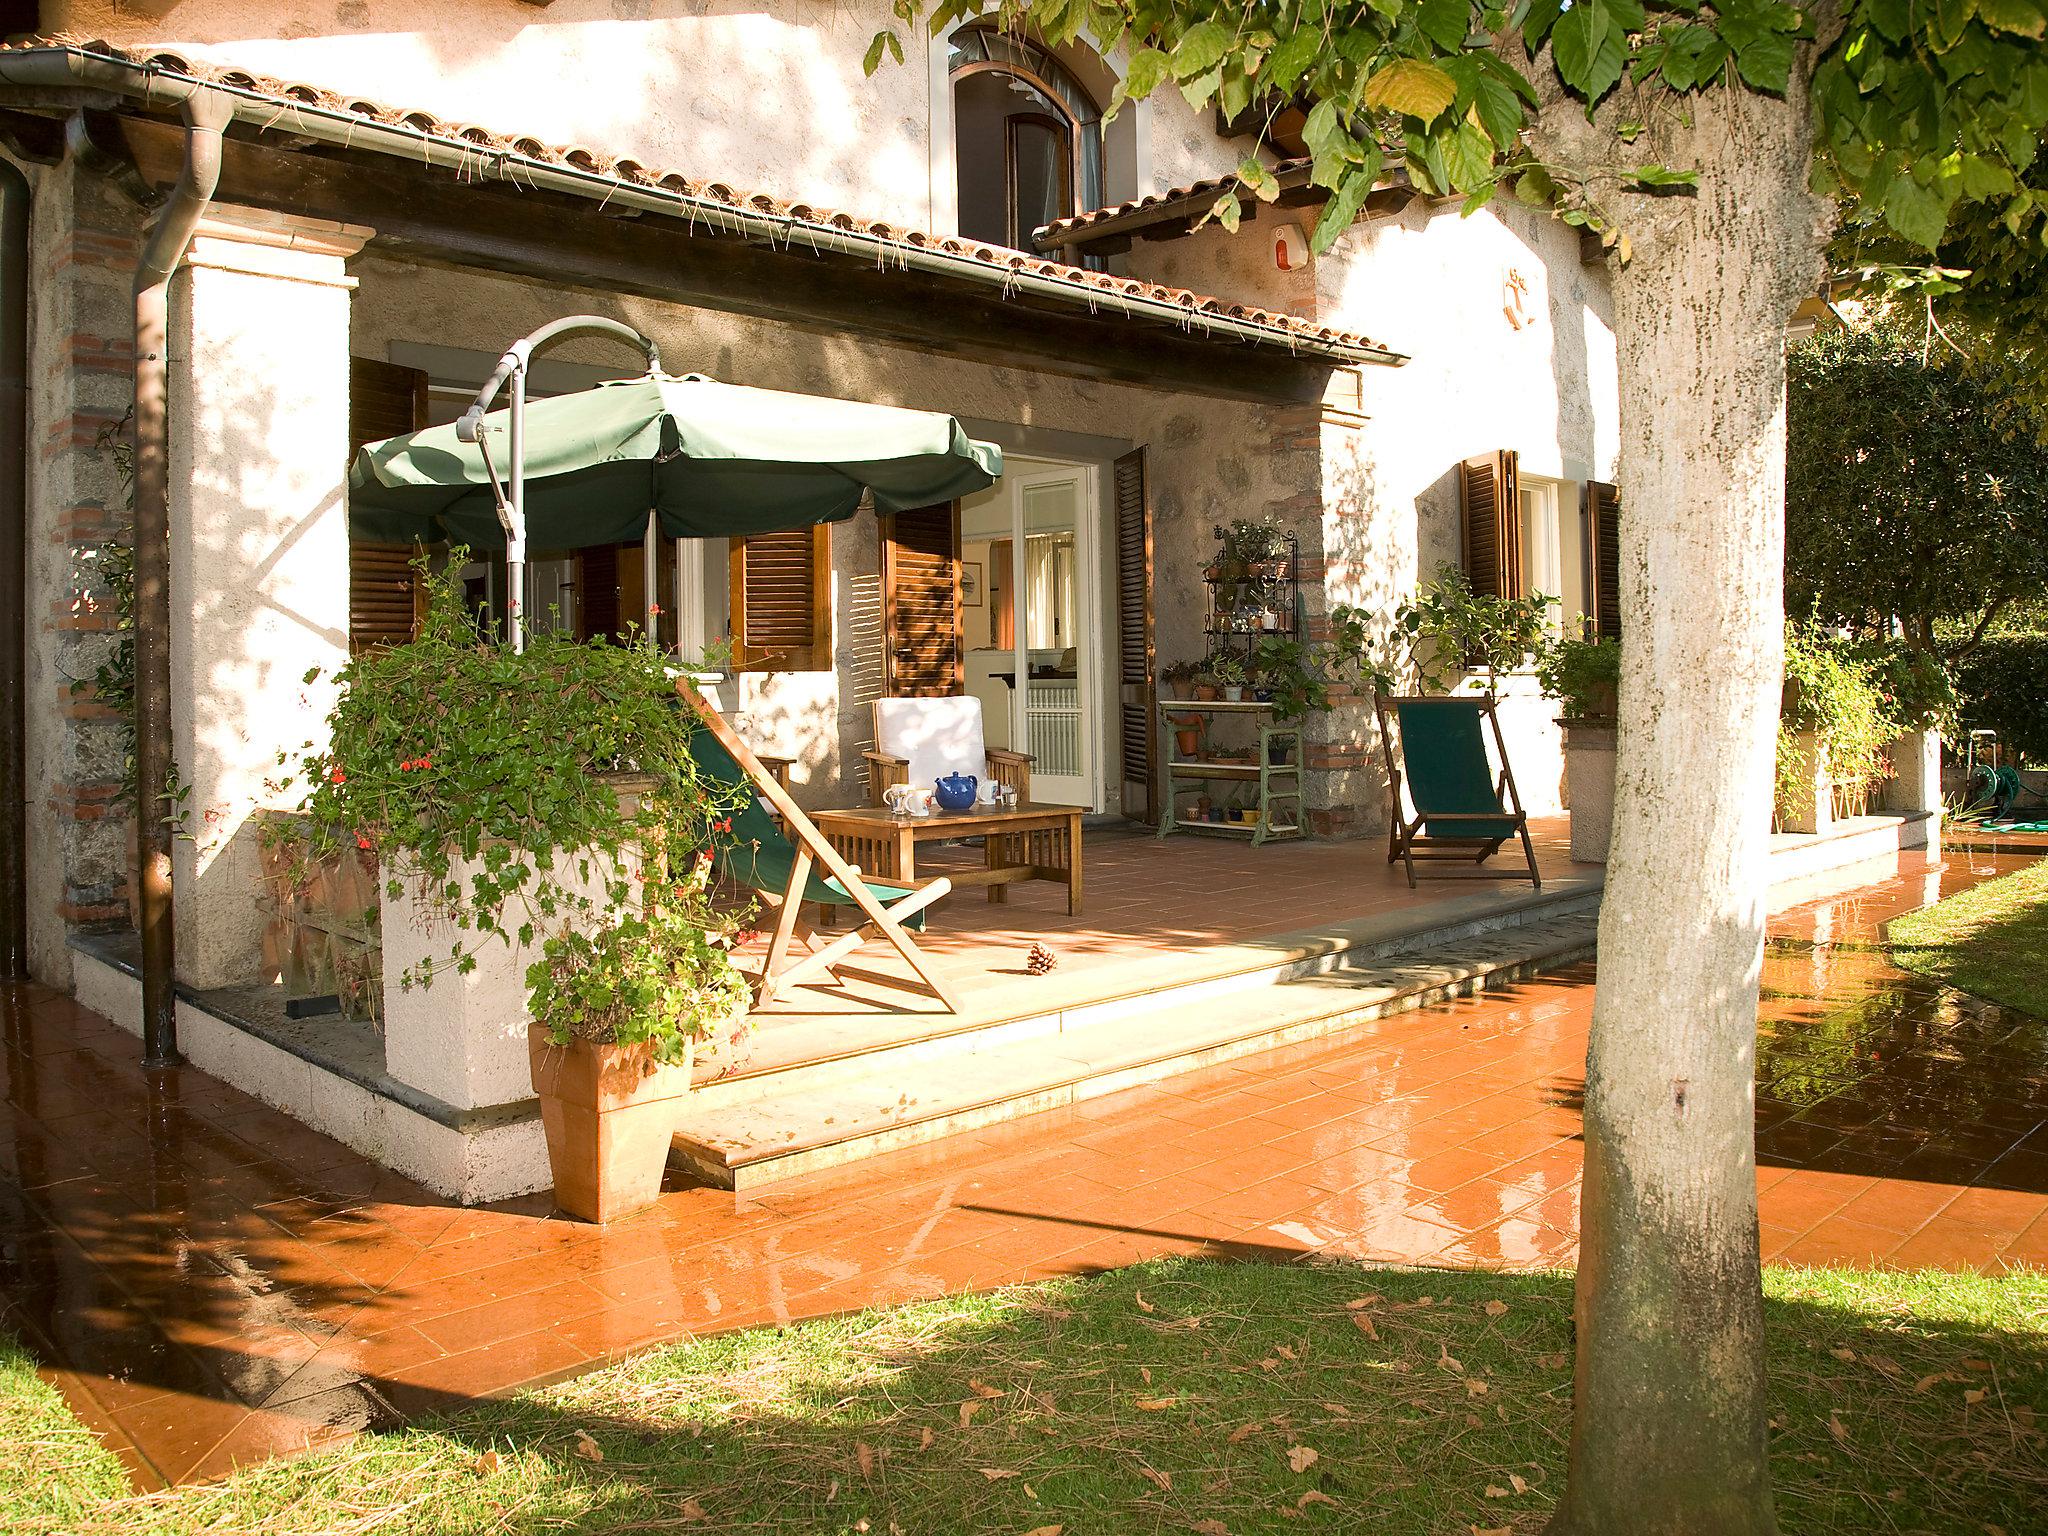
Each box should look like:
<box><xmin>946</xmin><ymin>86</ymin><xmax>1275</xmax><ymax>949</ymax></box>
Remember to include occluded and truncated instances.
<box><xmin>643</xmin><ymin>510</ymin><xmax>659</xmax><ymax>647</ymax></box>
<box><xmin>507</xmin><ymin>365</ymin><xmax>527</xmax><ymax>653</ymax></box>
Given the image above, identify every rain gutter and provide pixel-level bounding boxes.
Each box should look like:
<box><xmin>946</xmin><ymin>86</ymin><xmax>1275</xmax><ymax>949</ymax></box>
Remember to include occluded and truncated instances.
<box><xmin>131</xmin><ymin>87</ymin><xmax>232</xmax><ymax>1068</ymax></box>
<box><xmin>0</xmin><ymin>154</ymin><xmax>25</xmax><ymax>981</ymax></box>
<box><xmin>0</xmin><ymin>45</ymin><xmax>1402</xmax><ymax>369</ymax></box>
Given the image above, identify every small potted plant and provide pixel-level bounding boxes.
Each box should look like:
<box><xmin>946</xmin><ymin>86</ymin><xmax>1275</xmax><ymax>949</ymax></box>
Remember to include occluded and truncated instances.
<box><xmin>1211</xmin><ymin>651</ymin><xmax>1249</xmax><ymax>702</ymax></box>
<box><xmin>525</xmin><ymin>882</ymin><xmax>753</xmax><ymax>1223</ymax></box>
<box><xmin>1537</xmin><ymin>632</ymin><xmax>1622</xmax><ymax>862</ymax></box>
<box><xmin>1162</xmin><ymin>658</ymin><xmax>1200</xmax><ymax>701</ymax></box>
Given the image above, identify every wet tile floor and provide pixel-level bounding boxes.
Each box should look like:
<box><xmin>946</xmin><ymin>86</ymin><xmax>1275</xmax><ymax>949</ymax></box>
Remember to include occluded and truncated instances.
<box><xmin>3</xmin><ymin>845</ymin><xmax>2045</xmax><ymax>1489</ymax></box>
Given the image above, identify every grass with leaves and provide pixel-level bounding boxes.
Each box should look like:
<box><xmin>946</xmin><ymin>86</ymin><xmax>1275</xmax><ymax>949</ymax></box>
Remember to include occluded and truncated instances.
<box><xmin>1887</xmin><ymin>855</ymin><xmax>2048</xmax><ymax>1018</ymax></box>
<box><xmin>4</xmin><ymin>1258</ymin><xmax>2044</xmax><ymax>1536</ymax></box>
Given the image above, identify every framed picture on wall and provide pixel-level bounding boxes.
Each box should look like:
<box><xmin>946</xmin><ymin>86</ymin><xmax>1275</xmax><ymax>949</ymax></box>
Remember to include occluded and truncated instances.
<box><xmin>961</xmin><ymin>561</ymin><xmax>984</xmax><ymax>607</ymax></box>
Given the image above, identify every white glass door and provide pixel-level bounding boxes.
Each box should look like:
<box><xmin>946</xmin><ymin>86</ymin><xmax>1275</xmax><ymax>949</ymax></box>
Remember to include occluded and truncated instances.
<box><xmin>1008</xmin><ymin>468</ymin><xmax>1094</xmax><ymax>806</ymax></box>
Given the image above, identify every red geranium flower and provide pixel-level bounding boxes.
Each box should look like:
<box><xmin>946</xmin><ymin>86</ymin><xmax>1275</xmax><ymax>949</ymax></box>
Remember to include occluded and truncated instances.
<box><xmin>356</xmin><ymin>834</ymin><xmax>372</xmax><ymax>851</ymax></box>
<box><xmin>329</xmin><ymin>767</ymin><xmax>346</xmax><ymax>784</ymax></box>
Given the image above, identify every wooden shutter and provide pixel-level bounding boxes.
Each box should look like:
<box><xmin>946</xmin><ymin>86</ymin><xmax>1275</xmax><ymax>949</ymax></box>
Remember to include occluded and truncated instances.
<box><xmin>579</xmin><ymin>542</ymin><xmax>620</xmax><ymax>642</ymax></box>
<box><xmin>1113</xmin><ymin>447</ymin><xmax>1156</xmax><ymax>822</ymax></box>
<box><xmin>348</xmin><ymin>357</ymin><xmax>430</xmax><ymax>653</ymax></box>
<box><xmin>1459</xmin><ymin>450</ymin><xmax>1524</xmax><ymax>600</ymax></box>
<box><xmin>881</xmin><ymin>502</ymin><xmax>963</xmax><ymax>696</ymax></box>
<box><xmin>730</xmin><ymin>525</ymin><xmax>831</xmax><ymax>671</ymax></box>
<box><xmin>1582</xmin><ymin>480</ymin><xmax>1622</xmax><ymax>639</ymax></box>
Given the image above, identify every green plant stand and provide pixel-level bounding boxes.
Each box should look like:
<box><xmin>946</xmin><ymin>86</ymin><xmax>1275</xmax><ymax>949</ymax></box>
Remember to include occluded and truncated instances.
<box><xmin>1155</xmin><ymin>698</ymin><xmax>1304</xmax><ymax>845</ymax></box>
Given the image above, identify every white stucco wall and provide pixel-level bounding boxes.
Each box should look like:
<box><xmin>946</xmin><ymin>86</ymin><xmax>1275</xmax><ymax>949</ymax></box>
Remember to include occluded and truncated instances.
<box><xmin>51</xmin><ymin>0</ymin><xmax>1242</xmax><ymax>239</ymax></box>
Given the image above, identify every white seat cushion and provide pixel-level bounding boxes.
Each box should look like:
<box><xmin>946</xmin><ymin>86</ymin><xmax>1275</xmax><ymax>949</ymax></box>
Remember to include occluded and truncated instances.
<box><xmin>873</xmin><ymin>696</ymin><xmax>986</xmax><ymax>790</ymax></box>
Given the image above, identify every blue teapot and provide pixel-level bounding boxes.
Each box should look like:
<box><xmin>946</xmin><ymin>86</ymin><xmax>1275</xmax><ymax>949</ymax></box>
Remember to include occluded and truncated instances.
<box><xmin>934</xmin><ymin>772</ymin><xmax>978</xmax><ymax>812</ymax></box>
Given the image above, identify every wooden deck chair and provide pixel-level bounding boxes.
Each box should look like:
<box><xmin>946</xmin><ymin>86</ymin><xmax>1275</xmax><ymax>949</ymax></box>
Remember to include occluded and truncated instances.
<box><xmin>677</xmin><ymin>680</ymin><xmax>962</xmax><ymax>1012</ymax></box>
<box><xmin>1374</xmin><ymin>694</ymin><xmax>1542</xmax><ymax>890</ymax></box>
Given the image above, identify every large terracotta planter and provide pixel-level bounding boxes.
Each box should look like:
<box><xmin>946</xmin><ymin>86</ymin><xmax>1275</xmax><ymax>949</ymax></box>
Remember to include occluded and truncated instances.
<box><xmin>528</xmin><ymin>1025</ymin><xmax>694</xmax><ymax>1223</ymax></box>
<box><xmin>1561</xmin><ymin>719</ymin><xmax>1616</xmax><ymax>863</ymax></box>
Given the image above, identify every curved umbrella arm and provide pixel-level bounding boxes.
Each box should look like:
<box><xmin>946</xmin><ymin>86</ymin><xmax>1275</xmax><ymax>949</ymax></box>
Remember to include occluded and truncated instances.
<box><xmin>455</xmin><ymin>316</ymin><xmax>663</xmax><ymax>444</ymax></box>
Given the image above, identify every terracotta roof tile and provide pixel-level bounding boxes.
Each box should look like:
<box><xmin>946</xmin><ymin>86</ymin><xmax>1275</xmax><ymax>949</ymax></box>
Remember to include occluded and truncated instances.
<box><xmin>1039</xmin><ymin>157</ymin><xmax>1315</xmax><ymax>245</ymax></box>
<box><xmin>0</xmin><ymin>38</ymin><xmax>1396</xmax><ymax>359</ymax></box>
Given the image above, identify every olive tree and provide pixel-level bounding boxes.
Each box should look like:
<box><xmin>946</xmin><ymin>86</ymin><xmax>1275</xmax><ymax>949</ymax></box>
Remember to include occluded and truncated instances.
<box><xmin>868</xmin><ymin>6</ymin><xmax>2048</xmax><ymax>1534</ymax></box>
<box><xmin>1787</xmin><ymin>316</ymin><xmax>2048</xmax><ymax>658</ymax></box>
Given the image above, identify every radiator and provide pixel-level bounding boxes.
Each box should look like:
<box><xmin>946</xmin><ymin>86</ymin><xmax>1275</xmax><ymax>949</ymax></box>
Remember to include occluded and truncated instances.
<box><xmin>1026</xmin><ymin>680</ymin><xmax>1082</xmax><ymax>777</ymax></box>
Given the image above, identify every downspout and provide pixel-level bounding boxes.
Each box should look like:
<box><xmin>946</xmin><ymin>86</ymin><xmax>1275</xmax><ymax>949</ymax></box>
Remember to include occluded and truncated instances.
<box><xmin>131</xmin><ymin>90</ymin><xmax>231</xmax><ymax>1069</ymax></box>
<box><xmin>0</xmin><ymin>156</ymin><xmax>26</xmax><ymax>981</ymax></box>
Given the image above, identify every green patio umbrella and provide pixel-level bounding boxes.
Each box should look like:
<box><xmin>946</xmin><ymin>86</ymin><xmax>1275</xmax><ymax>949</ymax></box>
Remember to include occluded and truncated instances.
<box><xmin>348</xmin><ymin>371</ymin><xmax>1003</xmax><ymax>549</ymax></box>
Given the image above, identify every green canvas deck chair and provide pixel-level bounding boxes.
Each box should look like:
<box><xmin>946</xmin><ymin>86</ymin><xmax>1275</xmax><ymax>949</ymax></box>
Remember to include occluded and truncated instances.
<box><xmin>677</xmin><ymin>680</ymin><xmax>962</xmax><ymax>1012</ymax></box>
<box><xmin>1373</xmin><ymin>694</ymin><xmax>1542</xmax><ymax>890</ymax></box>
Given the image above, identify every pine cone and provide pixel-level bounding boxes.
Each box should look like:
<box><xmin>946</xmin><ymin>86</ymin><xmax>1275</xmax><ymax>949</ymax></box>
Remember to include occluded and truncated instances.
<box><xmin>1026</xmin><ymin>942</ymin><xmax>1057</xmax><ymax>976</ymax></box>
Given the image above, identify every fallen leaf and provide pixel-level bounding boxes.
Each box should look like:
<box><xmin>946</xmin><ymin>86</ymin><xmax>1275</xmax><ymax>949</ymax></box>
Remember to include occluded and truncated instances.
<box><xmin>971</xmin><ymin>1379</ymin><xmax>1007</xmax><ymax>1398</ymax></box>
<box><xmin>919</xmin><ymin>1427</ymin><xmax>935</xmax><ymax>1450</ymax></box>
<box><xmin>1439</xmin><ymin>1345</ymin><xmax>1464</xmax><ymax>1375</ymax></box>
<box><xmin>1471</xmin><ymin>1527</ymin><xmax>1511</xmax><ymax>1536</ymax></box>
<box><xmin>1912</xmin><ymin>1373</ymin><xmax>1946</xmax><ymax>1394</ymax></box>
<box><xmin>1830</xmin><ymin>1346</ymin><xmax>1856</xmax><ymax>1362</ymax></box>
<box><xmin>1141</xmin><ymin>1366</ymin><xmax>1153</xmax><ymax>1385</ymax></box>
<box><xmin>1351</xmin><ymin>1312</ymin><xmax>1380</xmax><ymax>1341</ymax></box>
<box><xmin>856</xmin><ymin>1441</ymin><xmax>875</xmax><ymax>1478</ymax></box>
<box><xmin>473</xmin><ymin>1450</ymin><xmax>501</xmax><ymax>1476</ymax></box>
<box><xmin>1484</xmin><ymin>1300</ymin><xmax>1509</xmax><ymax>1318</ymax></box>
<box><xmin>1297</xmin><ymin>1490</ymin><xmax>1336</xmax><ymax>1511</ymax></box>
<box><xmin>1510</xmin><ymin>1473</ymin><xmax>1529</xmax><ymax>1494</ymax></box>
<box><xmin>678</xmin><ymin>1497</ymin><xmax>706</xmax><ymax>1521</ymax></box>
<box><xmin>1827</xmin><ymin>1412</ymin><xmax>1850</xmax><ymax>1446</ymax></box>
<box><xmin>1484</xmin><ymin>1485</ymin><xmax>1513</xmax><ymax>1499</ymax></box>
<box><xmin>1020</xmin><ymin>1527</ymin><xmax>1063</xmax><ymax>1536</ymax></box>
<box><xmin>1287</xmin><ymin>1445</ymin><xmax>1319</xmax><ymax>1473</ymax></box>
<box><xmin>1865</xmin><ymin>1352</ymin><xmax>1905</xmax><ymax>1379</ymax></box>
<box><xmin>1274</xmin><ymin>1344</ymin><xmax>1297</xmax><ymax>1361</ymax></box>
<box><xmin>829</xmin><ymin>1481</ymin><xmax>841</xmax><ymax>1503</ymax></box>
<box><xmin>1345</xmin><ymin>1295</ymin><xmax>1382</xmax><ymax>1311</ymax></box>
<box><xmin>1136</xmin><ymin>1396</ymin><xmax>1179</xmax><ymax>1411</ymax></box>
<box><xmin>1135</xmin><ymin>1290</ymin><xmax>1155</xmax><ymax>1313</ymax></box>
<box><xmin>853</xmin><ymin>1522</ymin><xmax>868</xmax><ymax>1534</ymax></box>
<box><xmin>1259</xmin><ymin>1357</ymin><xmax>1281</xmax><ymax>1371</ymax></box>
<box><xmin>1140</xmin><ymin>1467</ymin><xmax>1172</xmax><ymax>1492</ymax></box>
<box><xmin>980</xmin><ymin>1468</ymin><xmax>1020</xmax><ymax>1481</ymax></box>
<box><xmin>1466</xmin><ymin>1377</ymin><xmax>1491</xmax><ymax>1397</ymax></box>
<box><xmin>1228</xmin><ymin>1422</ymin><xmax>1262</xmax><ymax>1444</ymax></box>
<box><xmin>1191</xmin><ymin>1523</ymin><xmax>1230</xmax><ymax>1536</ymax></box>
<box><xmin>1965</xmin><ymin>1388</ymin><xmax>1989</xmax><ymax>1406</ymax></box>
<box><xmin>1536</xmin><ymin>1352</ymin><xmax>1567</xmax><ymax>1370</ymax></box>
<box><xmin>572</xmin><ymin>1431</ymin><xmax>603</xmax><ymax>1462</ymax></box>
<box><xmin>960</xmin><ymin>1400</ymin><xmax>984</xmax><ymax>1429</ymax></box>
<box><xmin>1963</xmin><ymin>1358</ymin><xmax>1992</xmax><ymax>1372</ymax></box>
<box><xmin>1024</xmin><ymin>1484</ymin><xmax>1038</xmax><ymax>1499</ymax></box>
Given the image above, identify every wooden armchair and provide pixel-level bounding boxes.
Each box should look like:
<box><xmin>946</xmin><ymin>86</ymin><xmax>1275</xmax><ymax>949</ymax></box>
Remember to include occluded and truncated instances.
<box><xmin>865</xmin><ymin>696</ymin><xmax>1032</xmax><ymax>806</ymax></box>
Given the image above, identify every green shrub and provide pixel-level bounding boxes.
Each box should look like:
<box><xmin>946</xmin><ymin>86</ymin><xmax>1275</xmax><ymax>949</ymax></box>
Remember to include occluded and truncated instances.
<box><xmin>1780</xmin><ymin>624</ymin><xmax>1904</xmax><ymax>807</ymax></box>
<box><xmin>1536</xmin><ymin>633</ymin><xmax>1621</xmax><ymax>719</ymax></box>
<box><xmin>1950</xmin><ymin>636</ymin><xmax>2048</xmax><ymax>767</ymax></box>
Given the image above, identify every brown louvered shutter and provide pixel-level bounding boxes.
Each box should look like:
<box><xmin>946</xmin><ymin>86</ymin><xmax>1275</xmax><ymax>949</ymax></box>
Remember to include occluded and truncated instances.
<box><xmin>1582</xmin><ymin>480</ymin><xmax>1622</xmax><ymax>639</ymax></box>
<box><xmin>1114</xmin><ymin>447</ymin><xmax>1156</xmax><ymax>823</ymax></box>
<box><xmin>1459</xmin><ymin>450</ymin><xmax>1524</xmax><ymax>600</ymax></box>
<box><xmin>881</xmin><ymin>503</ymin><xmax>962</xmax><ymax>696</ymax></box>
<box><xmin>730</xmin><ymin>525</ymin><xmax>831</xmax><ymax>671</ymax></box>
<box><xmin>348</xmin><ymin>357</ymin><xmax>430</xmax><ymax>653</ymax></box>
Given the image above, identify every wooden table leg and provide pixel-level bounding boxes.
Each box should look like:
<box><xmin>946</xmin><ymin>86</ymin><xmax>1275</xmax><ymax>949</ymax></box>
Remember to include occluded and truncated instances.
<box><xmin>1065</xmin><ymin>812</ymin><xmax>1082</xmax><ymax>916</ymax></box>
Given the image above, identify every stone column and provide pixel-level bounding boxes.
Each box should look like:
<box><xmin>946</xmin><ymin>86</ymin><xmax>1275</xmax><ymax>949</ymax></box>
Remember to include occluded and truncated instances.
<box><xmin>1883</xmin><ymin>728</ymin><xmax>1943</xmax><ymax>823</ymax></box>
<box><xmin>166</xmin><ymin>210</ymin><xmax>369</xmax><ymax>990</ymax></box>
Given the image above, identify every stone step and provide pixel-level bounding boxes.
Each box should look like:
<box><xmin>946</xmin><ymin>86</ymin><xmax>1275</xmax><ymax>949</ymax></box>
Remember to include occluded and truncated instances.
<box><xmin>670</xmin><ymin>911</ymin><xmax>1599</xmax><ymax>1191</ymax></box>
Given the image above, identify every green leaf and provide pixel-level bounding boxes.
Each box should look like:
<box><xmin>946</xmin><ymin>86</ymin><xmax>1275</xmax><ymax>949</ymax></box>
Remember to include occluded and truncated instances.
<box><xmin>1552</xmin><ymin>0</ymin><xmax>1627</xmax><ymax>101</ymax></box>
<box><xmin>1958</xmin><ymin>154</ymin><xmax>2016</xmax><ymax>199</ymax></box>
<box><xmin>1124</xmin><ymin>46</ymin><xmax>1172</xmax><ymax>100</ymax></box>
<box><xmin>1864</xmin><ymin>0</ymin><xmax>1912</xmax><ymax>39</ymax></box>
<box><xmin>1418</xmin><ymin>0</ymin><xmax>1473</xmax><ymax>52</ymax></box>
<box><xmin>1627</xmin><ymin>163</ymin><xmax>1702</xmax><ymax>187</ymax></box>
<box><xmin>1884</xmin><ymin>170</ymin><xmax>1957</xmax><ymax>249</ymax></box>
<box><xmin>1468</xmin><ymin>67</ymin><xmax>1527</xmax><ymax>146</ymax></box>
<box><xmin>1212</xmin><ymin>189</ymin><xmax>1244</xmax><ymax>234</ymax></box>
<box><xmin>1440</xmin><ymin>120</ymin><xmax>1497</xmax><ymax>191</ymax></box>
<box><xmin>1180</xmin><ymin>62</ymin><xmax>1224</xmax><ymax>108</ymax></box>
<box><xmin>1239</xmin><ymin>157</ymin><xmax>1282</xmax><ymax>202</ymax></box>
<box><xmin>1361</xmin><ymin>57</ymin><xmax>1459</xmax><ymax>121</ymax></box>
<box><xmin>1311</xmin><ymin>167</ymin><xmax>1376</xmax><ymax>249</ymax></box>
<box><xmin>1730</xmin><ymin>29</ymin><xmax>1795</xmax><ymax>93</ymax></box>
<box><xmin>1219</xmin><ymin>67</ymin><xmax>1253</xmax><ymax>120</ymax></box>
<box><xmin>862</xmin><ymin>30</ymin><xmax>889</xmax><ymax>77</ymax></box>
<box><xmin>1301</xmin><ymin>98</ymin><xmax>1346</xmax><ymax>158</ymax></box>
<box><xmin>1171</xmin><ymin>19</ymin><xmax>1233</xmax><ymax>78</ymax></box>
<box><xmin>1978</xmin><ymin>0</ymin><xmax>2047</xmax><ymax>35</ymax></box>
<box><xmin>1264</xmin><ymin>26</ymin><xmax>1322</xmax><ymax>93</ymax></box>
<box><xmin>1930</xmin><ymin>0</ymin><xmax>1979</xmax><ymax>49</ymax></box>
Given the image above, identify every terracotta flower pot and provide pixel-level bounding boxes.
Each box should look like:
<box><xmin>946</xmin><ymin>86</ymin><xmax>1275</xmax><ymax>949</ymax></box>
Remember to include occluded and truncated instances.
<box><xmin>1174</xmin><ymin>726</ymin><xmax>1201</xmax><ymax>757</ymax></box>
<box><xmin>1193</xmin><ymin>682</ymin><xmax>1220</xmax><ymax>702</ymax></box>
<box><xmin>528</xmin><ymin>1025</ymin><xmax>694</xmax><ymax>1223</ymax></box>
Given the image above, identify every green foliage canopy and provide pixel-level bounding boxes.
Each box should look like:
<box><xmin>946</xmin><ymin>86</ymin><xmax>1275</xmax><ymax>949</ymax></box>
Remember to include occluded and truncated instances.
<box><xmin>876</xmin><ymin>0</ymin><xmax>2048</xmax><ymax>280</ymax></box>
<box><xmin>1785</xmin><ymin>317</ymin><xmax>2048</xmax><ymax>656</ymax></box>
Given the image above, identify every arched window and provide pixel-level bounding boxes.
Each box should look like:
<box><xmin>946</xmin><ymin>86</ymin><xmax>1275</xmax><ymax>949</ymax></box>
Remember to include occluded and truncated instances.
<box><xmin>950</xmin><ymin>28</ymin><xmax>1103</xmax><ymax>252</ymax></box>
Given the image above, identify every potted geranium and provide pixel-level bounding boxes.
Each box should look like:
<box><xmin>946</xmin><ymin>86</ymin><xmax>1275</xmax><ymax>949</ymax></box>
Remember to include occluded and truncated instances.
<box><xmin>526</xmin><ymin>882</ymin><xmax>751</xmax><ymax>1222</ymax></box>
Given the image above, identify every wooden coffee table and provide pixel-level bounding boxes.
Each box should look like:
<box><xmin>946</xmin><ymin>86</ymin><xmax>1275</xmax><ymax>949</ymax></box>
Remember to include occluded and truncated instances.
<box><xmin>813</xmin><ymin>801</ymin><xmax>1085</xmax><ymax>916</ymax></box>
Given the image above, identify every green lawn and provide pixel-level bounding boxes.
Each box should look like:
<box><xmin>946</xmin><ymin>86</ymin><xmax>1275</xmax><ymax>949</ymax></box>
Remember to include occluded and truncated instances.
<box><xmin>1887</xmin><ymin>855</ymin><xmax>2048</xmax><ymax>1016</ymax></box>
<box><xmin>6</xmin><ymin>1259</ymin><xmax>2044</xmax><ymax>1535</ymax></box>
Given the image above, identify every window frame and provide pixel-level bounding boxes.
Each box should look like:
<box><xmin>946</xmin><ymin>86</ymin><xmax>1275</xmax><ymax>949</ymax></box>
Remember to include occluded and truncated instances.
<box><xmin>728</xmin><ymin>524</ymin><xmax>833</xmax><ymax>674</ymax></box>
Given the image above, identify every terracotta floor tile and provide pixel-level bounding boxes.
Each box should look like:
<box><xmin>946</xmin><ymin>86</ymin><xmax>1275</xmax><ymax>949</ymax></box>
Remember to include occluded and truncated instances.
<box><xmin>10</xmin><ymin>845</ymin><xmax>2044</xmax><ymax>1490</ymax></box>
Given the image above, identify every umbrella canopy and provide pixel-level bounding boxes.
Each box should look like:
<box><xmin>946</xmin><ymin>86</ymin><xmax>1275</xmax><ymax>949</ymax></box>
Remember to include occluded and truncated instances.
<box><xmin>347</xmin><ymin>373</ymin><xmax>1003</xmax><ymax>549</ymax></box>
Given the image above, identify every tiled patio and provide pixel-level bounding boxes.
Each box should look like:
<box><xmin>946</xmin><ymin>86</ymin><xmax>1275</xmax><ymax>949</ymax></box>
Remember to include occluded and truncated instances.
<box><xmin>4</xmin><ymin>842</ymin><xmax>2044</xmax><ymax>1489</ymax></box>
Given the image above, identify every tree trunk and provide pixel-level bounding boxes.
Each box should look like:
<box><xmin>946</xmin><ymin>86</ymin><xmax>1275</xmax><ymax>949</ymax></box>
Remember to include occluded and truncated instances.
<box><xmin>1543</xmin><ymin>81</ymin><xmax>1832</xmax><ymax>1536</ymax></box>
